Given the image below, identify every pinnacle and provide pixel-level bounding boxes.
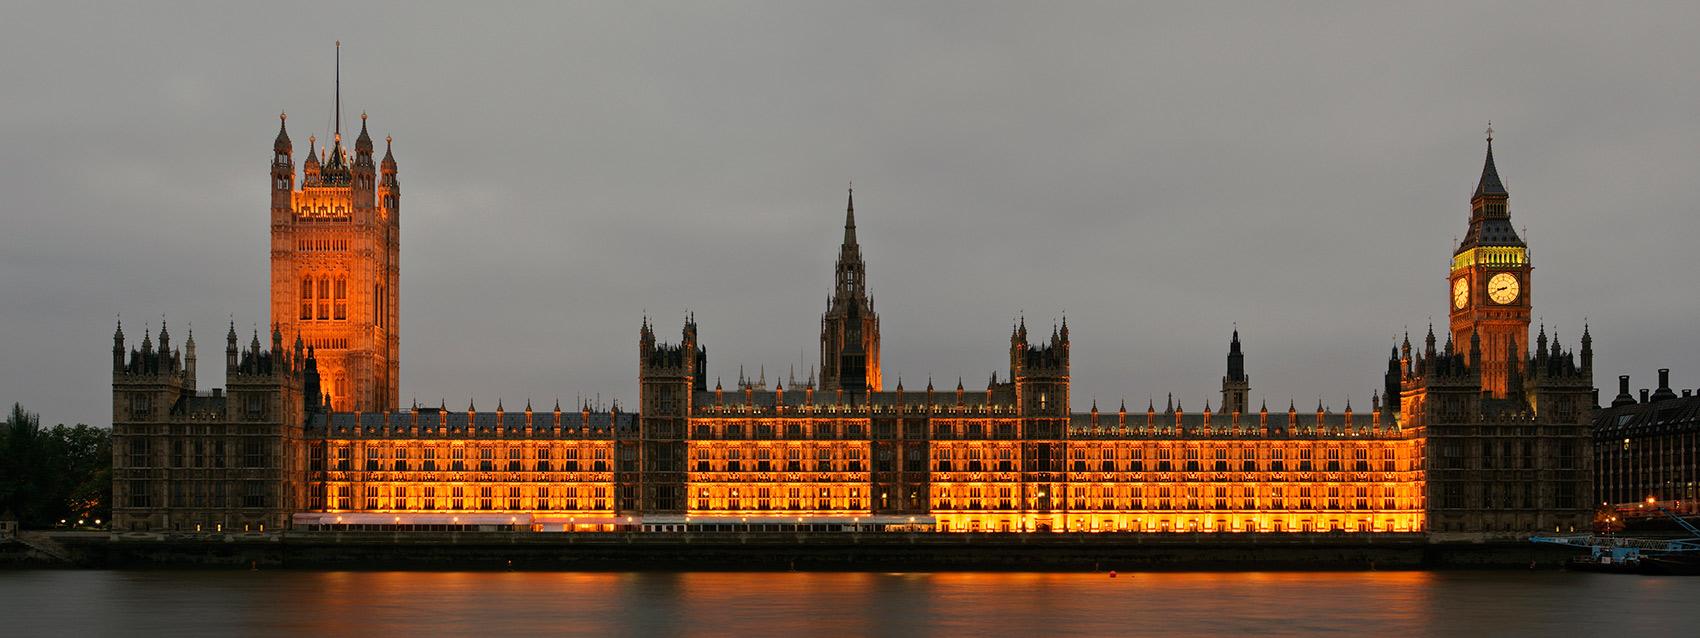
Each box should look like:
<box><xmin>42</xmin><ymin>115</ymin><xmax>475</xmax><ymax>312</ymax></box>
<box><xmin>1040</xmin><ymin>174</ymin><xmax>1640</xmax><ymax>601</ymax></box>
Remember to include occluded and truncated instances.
<box><xmin>1474</xmin><ymin>133</ymin><xmax>1506</xmax><ymax>199</ymax></box>
<box><xmin>274</xmin><ymin>112</ymin><xmax>291</xmax><ymax>150</ymax></box>
<box><xmin>842</xmin><ymin>187</ymin><xmax>858</xmax><ymax>248</ymax></box>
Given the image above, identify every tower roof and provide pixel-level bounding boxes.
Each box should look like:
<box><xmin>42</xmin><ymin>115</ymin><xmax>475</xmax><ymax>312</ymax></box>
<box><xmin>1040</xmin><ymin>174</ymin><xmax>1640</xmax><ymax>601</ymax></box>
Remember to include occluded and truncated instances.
<box><xmin>382</xmin><ymin>136</ymin><xmax>396</xmax><ymax>167</ymax></box>
<box><xmin>843</xmin><ymin>187</ymin><xmax>858</xmax><ymax>248</ymax></box>
<box><xmin>1474</xmin><ymin>138</ymin><xmax>1506</xmax><ymax>199</ymax></box>
<box><xmin>1457</xmin><ymin>130</ymin><xmax>1523</xmax><ymax>253</ymax></box>
<box><xmin>274</xmin><ymin>112</ymin><xmax>291</xmax><ymax>152</ymax></box>
<box><xmin>355</xmin><ymin>112</ymin><xmax>373</xmax><ymax>152</ymax></box>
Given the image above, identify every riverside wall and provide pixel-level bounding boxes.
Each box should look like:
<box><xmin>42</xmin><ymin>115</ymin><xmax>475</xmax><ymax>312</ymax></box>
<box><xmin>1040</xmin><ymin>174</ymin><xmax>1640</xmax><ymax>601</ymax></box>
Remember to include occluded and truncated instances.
<box><xmin>3</xmin><ymin>531</ymin><xmax>1586</xmax><ymax>571</ymax></box>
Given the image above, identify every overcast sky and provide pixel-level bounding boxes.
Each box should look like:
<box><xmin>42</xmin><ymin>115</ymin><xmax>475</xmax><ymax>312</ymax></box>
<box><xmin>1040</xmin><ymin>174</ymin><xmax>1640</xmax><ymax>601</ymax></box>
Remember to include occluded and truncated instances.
<box><xmin>3</xmin><ymin>2</ymin><xmax>1698</xmax><ymax>428</ymax></box>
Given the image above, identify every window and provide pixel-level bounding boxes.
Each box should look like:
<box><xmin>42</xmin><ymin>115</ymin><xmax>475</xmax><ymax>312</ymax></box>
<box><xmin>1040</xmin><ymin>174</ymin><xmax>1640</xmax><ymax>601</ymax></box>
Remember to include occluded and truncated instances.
<box><xmin>334</xmin><ymin>278</ymin><xmax>347</xmax><ymax>320</ymax></box>
<box><xmin>244</xmin><ymin>439</ymin><xmax>264</xmax><ymax>468</ymax></box>
<box><xmin>129</xmin><ymin>480</ymin><xmax>150</xmax><ymax>508</ymax></box>
<box><xmin>129</xmin><ymin>439</ymin><xmax>148</xmax><ymax>468</ymax></box>
<box><xmin>1557</xmin><ymin>482</ymin><xmax>1577</xmax><ymax>509</ymax></box>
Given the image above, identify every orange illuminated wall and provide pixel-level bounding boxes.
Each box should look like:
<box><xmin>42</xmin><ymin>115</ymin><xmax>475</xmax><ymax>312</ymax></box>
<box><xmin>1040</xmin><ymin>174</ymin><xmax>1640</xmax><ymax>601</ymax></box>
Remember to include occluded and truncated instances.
<box><xmin>302</xmin><ymin>401</ymin><xmax>1424</xmax><ymax>534</ymax></box>
<box><xmin>269</xmin><ymin>113</ymin><xmax>400</xmax><ymax>413</ymax></box>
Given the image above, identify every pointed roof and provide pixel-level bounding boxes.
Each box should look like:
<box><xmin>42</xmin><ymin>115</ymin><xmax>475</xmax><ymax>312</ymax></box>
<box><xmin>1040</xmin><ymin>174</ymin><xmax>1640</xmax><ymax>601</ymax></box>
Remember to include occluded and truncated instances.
<box><xmin>843</xmin><ymin>187</ymin><xmax>857</xmax><ymax>247</ymax></box>
<box><xmin>325</xmin><ymin>136</ymin><xmax>347</xmax><ymax>169</ymax></box>
<box><xmin>1458</xmin><ymin>130</ymin><xmax>1523</xmax><ymax>252</ymax></box>
<box><xmin>382</xmin><ymin>136</ymin><xmax>396</xmax><ymax>167</ymax></box>
<box><xmin>1474</xmin><ymin>136</ymin><xmax>1506</xmax><ymax>199</ymax></box>
<box><xmin>274</xmin><ymin>112</ymin><xmax>292</xmax><ymax>152</ymax></box>
<box><xmin>355</xmin><ymin>112</ymin><xmax>373</xmax><ymax>152</ymax></box>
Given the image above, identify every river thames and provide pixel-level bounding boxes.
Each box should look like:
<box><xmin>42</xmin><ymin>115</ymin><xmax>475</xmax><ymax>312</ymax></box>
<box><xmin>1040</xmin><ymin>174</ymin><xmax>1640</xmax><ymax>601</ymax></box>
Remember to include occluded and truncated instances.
<box><xmin>3</xmin><ymin>570</ymin><xmax>1695</xmax><ymax>636</ymax></box>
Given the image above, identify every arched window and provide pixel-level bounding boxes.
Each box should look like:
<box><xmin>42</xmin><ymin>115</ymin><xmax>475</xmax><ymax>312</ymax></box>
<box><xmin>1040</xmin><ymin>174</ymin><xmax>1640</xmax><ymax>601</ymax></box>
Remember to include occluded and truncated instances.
<box><xmin>300</xmin><ymin>276</ymin><xmax>313</xmax><ymax>320</ymax></box>
<box><xmin>334</xmin><ymin>277</ymin><xmax>347</xmax><ymax>320</ymax></box>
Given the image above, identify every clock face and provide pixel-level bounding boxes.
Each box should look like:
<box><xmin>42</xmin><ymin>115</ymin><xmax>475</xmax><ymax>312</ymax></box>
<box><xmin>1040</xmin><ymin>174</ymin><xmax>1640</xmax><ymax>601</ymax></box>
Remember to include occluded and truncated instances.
<box><xmin>1452</xmin><ymin>277</ymin><xmax>1469</xmax><ymax>309</ymax></box>
<box><xmin>1488</xmin><ymin>272</ymin><xmax>1520</xmax><ymax>304</ymax></box>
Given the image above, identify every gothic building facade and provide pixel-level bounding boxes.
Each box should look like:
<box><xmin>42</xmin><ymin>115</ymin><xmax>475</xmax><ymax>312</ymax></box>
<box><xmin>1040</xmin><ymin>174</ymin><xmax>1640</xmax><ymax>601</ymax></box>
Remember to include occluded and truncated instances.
<box><xmin>1389</xmin><ymin>133</ymin><xmax>1595</xmax><ymax>535</ymax></box>
<box><xmin>269</xmin><ymin>108</ymin><xmax>400</xmax><ymax>413</ymax></box>
<box><xmin>111</xmin><ymin>111</ymin><xmax>1596</xmax><ymax>536</ymax></box>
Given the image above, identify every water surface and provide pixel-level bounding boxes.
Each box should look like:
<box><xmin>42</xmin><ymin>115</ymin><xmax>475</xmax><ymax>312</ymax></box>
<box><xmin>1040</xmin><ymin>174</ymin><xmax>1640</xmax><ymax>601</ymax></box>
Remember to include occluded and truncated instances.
<box><xmin>3</xmin><ymin>570</ymin><xmax>1692</xmax><ymax>637</ymax></box>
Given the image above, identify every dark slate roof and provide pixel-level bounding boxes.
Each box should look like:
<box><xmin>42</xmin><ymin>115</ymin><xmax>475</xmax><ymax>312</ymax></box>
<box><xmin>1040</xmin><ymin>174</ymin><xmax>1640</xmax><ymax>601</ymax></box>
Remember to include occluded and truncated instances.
<box><xmin>1461</xmin><ymin>217</ymin><xmax>1523</xmax><ymax>248</ymax></box>
<box><xmin>1594</xmin><ymin>394</ymin><xmax>1700</xmax><ymax>439</ymax></box>
<box><xmin>1474</xmin><ymin>142</ymin><xmax>1507</xmax><ymax>198</ymax></box>
<box><xmin>691</xmin><ymin>389</ymin><xmax>1017</xmax><ymax>410</ymax></box>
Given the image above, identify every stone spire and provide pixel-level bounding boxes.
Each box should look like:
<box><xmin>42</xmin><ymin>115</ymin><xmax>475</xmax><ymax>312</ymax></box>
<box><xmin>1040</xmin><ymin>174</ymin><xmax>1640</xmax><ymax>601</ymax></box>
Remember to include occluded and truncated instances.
<box><xmin>1226</xmin><ymin>328</ymin><xmax>1245</xmax><ymax>381</ymax></box>
<box><xmin>821</xmin><ymin>186</ymin><xmax>880</xmax><ymax>392</ymax></box>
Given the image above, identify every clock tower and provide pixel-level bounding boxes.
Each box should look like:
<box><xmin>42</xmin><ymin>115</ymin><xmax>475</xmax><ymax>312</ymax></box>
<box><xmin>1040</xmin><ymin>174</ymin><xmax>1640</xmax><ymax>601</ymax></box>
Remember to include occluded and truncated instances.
<box><xmin>1448</xmin><ymin>129</ymin><xmax>1531</xmax><ymax>399</ymax></box>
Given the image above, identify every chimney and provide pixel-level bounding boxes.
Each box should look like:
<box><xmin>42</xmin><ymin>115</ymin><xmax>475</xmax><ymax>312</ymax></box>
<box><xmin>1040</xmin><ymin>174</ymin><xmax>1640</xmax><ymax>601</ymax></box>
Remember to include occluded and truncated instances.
<box><xmin>1652</xmin><ymin>369</ymin><xmax>1678</xmax><ymax>402</ymax></box>
<box><xmin>1612</xmin><ymin>375</ymin><xmax>1637</xmax><ymax>407</ymax></box>
<box><xmin>1640</xmin><ymin>389</ymin><xmax>1649</xmax><ymax>403</ymax></box>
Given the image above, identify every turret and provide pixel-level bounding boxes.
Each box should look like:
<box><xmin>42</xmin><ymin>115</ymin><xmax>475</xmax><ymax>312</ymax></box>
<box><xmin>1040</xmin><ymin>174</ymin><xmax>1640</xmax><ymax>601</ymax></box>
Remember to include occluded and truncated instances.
<box><xmin>352</xmin><ymin>113</ymin><xmax>376</xmax><ymax>214</ymax></box>
<box><xmin>272</xmin><ymin>113</ymin><xmax>294</xmax><ymax>210</ymax></box>
<box><xmin>819</xmin><ymin>188</ymin><xmax>881</xmax><ymax>392</ymax></box>
<box><xmin>226</xmin><ymin>320</ymin><xmax>239</xmax><ymax>370</ymax></box>
<box><xmin>1221</xmin><ymin>328</ymin><xmax>1250</xmax><ymax>413</ymax></box>
<box><xmin>183</xmin><ymin>327</ymin><xmax>196</xmax><ymax>390</ymax></box>
<box><xmin>113</xmin><ymin>319</ymin><xmax>126</xmax><ymax>373</ymax></box>
<box><xmin>1385</xmin><ymin>345</ymin><xmax>1402</xmax><ymax>412</ymax></box>
<box><xmin>1580</xmin><ymin>323</ymin><xmax>1593</xmax><ymax>371</ymax></box>
<box><xmin>303</xmin><ymin>346</ymin><xmax>322</xmax><ymax>413</ymax></box>
<box><xmin>157</xmin><ymin>320</ymin><xmax>171</xmax><ymax>363</ymax></box>
<box><xmin>302</xmin><ymin>136</ymin><xmax>321</xmax><ymax>186</ymax></box>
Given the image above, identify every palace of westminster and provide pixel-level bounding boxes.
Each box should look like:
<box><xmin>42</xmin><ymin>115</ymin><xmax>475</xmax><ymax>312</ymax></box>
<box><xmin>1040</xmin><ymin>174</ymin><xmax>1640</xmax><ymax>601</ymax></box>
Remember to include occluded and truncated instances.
<box><xmin>109</xmin><ymin>92</ymin><xmax>1605</xmax><ymax>538</ymax></box>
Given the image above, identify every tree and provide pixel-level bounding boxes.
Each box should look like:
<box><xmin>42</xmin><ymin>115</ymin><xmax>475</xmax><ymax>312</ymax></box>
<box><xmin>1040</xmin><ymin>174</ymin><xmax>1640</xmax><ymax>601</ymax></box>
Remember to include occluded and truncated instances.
<box><xmin>0</xmin><ymin>404</ymin><xmax>111</xmax><ymax>528</ymax></box>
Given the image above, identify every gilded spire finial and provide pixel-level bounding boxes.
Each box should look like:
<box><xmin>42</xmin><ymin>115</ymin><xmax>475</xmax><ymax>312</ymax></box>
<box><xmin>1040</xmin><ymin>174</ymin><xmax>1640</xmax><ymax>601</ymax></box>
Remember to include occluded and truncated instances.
<box><xmin>1485</xmin><ymin>121</ymin><xmax>1494</xmax><ymax>142</ymax></box>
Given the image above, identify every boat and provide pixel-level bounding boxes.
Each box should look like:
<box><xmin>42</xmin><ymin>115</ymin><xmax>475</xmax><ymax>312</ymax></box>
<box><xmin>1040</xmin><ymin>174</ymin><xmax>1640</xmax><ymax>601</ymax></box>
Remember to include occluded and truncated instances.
<box><xmin>1535</xmin><ymin>506</ymin><xmax>1700</xmax><ymax>576</ymax></box>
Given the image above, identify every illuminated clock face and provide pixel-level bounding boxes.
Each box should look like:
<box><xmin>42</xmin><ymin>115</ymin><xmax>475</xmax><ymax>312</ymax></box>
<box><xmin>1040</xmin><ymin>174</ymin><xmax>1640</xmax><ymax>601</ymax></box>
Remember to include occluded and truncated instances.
<box><xmin>1488</xmin><ymin>272</ymin><xmax>1520</xmax><ymax>304</ymax></box>
<box><xmin>1452</xmin><ymin>277</ymin><xmax>1469</xmax><ymax>309</ymax></box>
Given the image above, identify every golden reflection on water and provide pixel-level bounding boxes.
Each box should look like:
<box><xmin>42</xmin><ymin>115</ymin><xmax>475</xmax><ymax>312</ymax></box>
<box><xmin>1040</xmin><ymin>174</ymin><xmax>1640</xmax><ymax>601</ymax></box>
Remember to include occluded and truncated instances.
<box><xmin>6</xmin><ymin>569</ymin><xmax>1700</xmax><ymax>637</ymax></box>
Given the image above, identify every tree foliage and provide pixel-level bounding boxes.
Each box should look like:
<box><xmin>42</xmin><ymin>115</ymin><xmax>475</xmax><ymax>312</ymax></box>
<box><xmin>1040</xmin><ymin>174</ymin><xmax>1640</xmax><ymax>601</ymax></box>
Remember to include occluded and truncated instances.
<box><xmin>0</xmin><ymin>403</ymin><xmax>112</xmax><ymax>528</ymax></box>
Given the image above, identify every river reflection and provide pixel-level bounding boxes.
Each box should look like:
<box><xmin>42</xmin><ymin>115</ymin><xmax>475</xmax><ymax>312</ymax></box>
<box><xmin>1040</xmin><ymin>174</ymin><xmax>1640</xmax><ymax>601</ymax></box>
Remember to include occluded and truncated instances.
<box><xmin>4</xmin><ymin>570</ymin><xmax>1695</xmax><ymax>637</ymax></box>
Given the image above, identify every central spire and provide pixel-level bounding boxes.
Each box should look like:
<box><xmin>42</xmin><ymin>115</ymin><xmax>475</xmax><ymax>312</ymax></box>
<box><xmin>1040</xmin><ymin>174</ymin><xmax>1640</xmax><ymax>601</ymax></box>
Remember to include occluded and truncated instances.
<box><xmin>335</xmin><ymin>41</ymin><xmax>342</xmax><ymax>141</ymax></box>
<box><xmin>821</xmin><ymin>187</ymin><xmax>880</xmax><ymax>392</ymax></box>
<box><xmin>844</xmin><ymin>186</ymin><xmax>857</xmax><ymax>247</ymax></box>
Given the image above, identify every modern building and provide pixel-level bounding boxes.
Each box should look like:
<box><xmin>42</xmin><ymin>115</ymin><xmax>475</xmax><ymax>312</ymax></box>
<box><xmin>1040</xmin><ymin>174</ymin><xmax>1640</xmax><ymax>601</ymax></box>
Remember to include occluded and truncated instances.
<box><xmin>110</xmin><ymin>107</ymin><xmax>1595</xmax><ymax>537</ymax></box>
<box><xmin>1593</xmin><ymin>369</ymin><xmax>1700</xmax><ymax>517</ymax></box>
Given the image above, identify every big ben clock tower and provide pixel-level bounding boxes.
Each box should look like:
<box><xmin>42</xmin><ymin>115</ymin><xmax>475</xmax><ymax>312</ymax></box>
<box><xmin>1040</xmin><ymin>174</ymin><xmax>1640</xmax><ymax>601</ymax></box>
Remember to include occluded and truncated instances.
<box><xmin>1448</xmin><ymin>126</ymin><xmax>1531</xmax><ymax>399</ymax></box>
